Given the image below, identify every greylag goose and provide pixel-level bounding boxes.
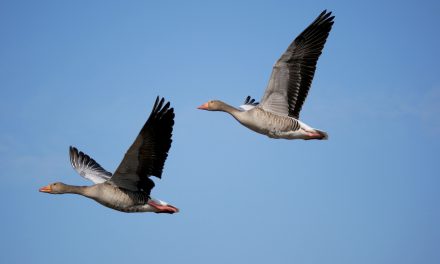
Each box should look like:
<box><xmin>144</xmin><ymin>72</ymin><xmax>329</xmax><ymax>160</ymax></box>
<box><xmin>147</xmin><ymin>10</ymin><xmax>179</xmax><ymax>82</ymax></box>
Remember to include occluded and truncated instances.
<box><xmin>39</xmin><ymin>97</ymin><xmax>179</xmax><ymax>214</ymax></box>
<box><xmin>198</xmin><ymin>10</ymin><xmax>334</xmax><ymax>140</ymax></box>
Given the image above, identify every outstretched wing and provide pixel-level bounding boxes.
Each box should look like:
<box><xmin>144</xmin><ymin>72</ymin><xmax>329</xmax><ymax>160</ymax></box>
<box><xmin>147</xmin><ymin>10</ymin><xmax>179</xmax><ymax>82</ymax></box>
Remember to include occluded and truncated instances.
<box><xmin>69</xmin><ymin>146</ymin><xmax>112</xmax><ymax>184</ymax></box>
<box><xmin>259</xmin><ymin>10</ymin><xmax>334</xmax><ymax>119</ymax></box>
<box><xmin>239</xmin><ymin>95</ymin><xmax>259</xmax><ymax>111</ymax></box>
<box><xmin>109</xmin><ymin>97</ymin><xmax>174</xmax><ymax>193</ymax></box>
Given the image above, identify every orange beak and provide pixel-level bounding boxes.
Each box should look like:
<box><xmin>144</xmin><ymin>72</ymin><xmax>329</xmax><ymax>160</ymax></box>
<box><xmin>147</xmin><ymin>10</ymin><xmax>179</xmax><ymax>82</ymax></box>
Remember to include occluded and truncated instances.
<box><xmin>39</xmin><ymin>185</ymin><xmax>52</xmax><ymax>193</ymax></box>
<box><xmin>197</xmin><ymin>102</ymin><xmax>209</xmax><ymax>110</ymax></box>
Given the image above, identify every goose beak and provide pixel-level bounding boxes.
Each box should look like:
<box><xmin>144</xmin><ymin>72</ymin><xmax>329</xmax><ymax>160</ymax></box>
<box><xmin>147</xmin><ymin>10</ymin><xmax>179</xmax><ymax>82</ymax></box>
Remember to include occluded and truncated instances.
<box><xmin>197</xmin><ymin>102</ymin><xmax>209</xmax><ymax>110</ymax></box>
<box><xmin>39</xmin><ymin>185</ymin><xmax>52</xmax><ymax>193</ymax></box>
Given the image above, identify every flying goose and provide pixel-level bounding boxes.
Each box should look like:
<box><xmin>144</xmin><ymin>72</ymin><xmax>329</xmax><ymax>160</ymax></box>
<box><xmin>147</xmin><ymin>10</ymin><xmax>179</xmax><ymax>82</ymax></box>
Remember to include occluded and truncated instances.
<box><xmin>198</xmin><ymin>10</ymin><xmax>334</xmax><ymax>140</ymax></box>
<box><xmin>39</xmin><ymin>97</ymin><xmax>179</xmax><ymax>214</ymax></box>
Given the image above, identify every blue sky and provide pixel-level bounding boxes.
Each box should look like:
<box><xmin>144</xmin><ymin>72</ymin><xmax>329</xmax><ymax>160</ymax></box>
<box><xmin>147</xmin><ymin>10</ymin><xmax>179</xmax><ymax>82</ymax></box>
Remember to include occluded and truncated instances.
<box><xmin>1</xmin><ymin>1</ymin><xmax>439</xmax><ymax>263</ymax></box>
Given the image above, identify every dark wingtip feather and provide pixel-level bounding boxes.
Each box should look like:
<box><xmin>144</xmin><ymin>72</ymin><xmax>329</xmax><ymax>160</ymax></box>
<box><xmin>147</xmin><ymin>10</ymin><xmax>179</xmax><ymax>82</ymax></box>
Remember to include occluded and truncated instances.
<box><xmin>280</xmin><ymin>10</ymin><xmax>335</xmax><ymax>119</ymax></box>
<box><xmin>316</xmin><ymin>10</ymin><xmax>334</xmax><ymax>22</ymax></box>
<box><xmin>69</xmin><ymin>146</ymin><xmax>76</xmax><ymax>153</ymax></box>
<box><xmin>244</xmin><ymin>96</ymin><xmax>259</xmax><ymax>106</ymax></box>
<box><xmin>69</xmin><ymin>146</ymin><xmax>80</xmax><ymax>162</ymax></box>
<box><xmin>153</xmin><ymin>96</ymin><xmax>160</xmax><ymax>109</ymax></box>
<box><xmin>139</xmin><ymin>96</ymin><xmax>175</xmax><ymax>179</ymax></box>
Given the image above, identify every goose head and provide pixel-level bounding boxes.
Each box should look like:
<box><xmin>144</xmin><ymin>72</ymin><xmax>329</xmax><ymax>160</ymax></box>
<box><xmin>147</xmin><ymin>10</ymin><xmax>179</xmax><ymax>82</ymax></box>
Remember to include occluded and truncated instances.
<box><xmin>148</xmin><ymin>198</ymin><xmax>179</xmax><ymax>214</ymax></box>
<box><xmin>197</xmin><ymin>100</ymin><xmax>225</xmax><ymax>111</ymax></box>
<box><xmin>39</xmin><ymin>182</ymin><xmax>70</xmax><ymax>194</ymax></box>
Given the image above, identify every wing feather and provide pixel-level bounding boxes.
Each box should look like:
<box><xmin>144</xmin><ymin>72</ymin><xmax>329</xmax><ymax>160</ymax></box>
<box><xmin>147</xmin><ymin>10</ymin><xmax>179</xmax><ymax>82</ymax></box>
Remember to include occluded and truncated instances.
<box><xmin>239</xmin><ymin>95</ymin><xmax>259</xmax><ymax>111</ymax></box>
<box><xmin>259</xmin><ymin>10</ymin><xmax>334</xmax><ymax>119</ymax></box>
<box><xmin>69</xmin><ymin>146</ymin><xmax>112</xmax><ymax>184</ymax></box>
<box><xmin>109</xmin><ymin>97</ymin><xmax>174</xmax><ymax>193</ymax></box>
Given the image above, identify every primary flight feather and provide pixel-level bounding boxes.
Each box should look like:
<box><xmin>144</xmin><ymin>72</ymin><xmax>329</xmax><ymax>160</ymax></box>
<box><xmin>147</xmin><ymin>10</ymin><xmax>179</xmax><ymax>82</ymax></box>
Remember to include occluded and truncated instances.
<box><xmin>40</xmin><ymin>97</ymin><xmax>179</xmax><ymax>214</ymax></box>
<box><xmin>198</xmin><ymin>10</ymin><xmax>334</xmax><ymax>140</ymax></box>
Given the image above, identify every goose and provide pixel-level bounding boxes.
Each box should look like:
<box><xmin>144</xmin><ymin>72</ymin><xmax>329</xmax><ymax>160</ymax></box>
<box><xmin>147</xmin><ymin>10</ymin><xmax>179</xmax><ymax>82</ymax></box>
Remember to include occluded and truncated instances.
<box><xmin>198</xmin><ymin>10</ymin><xmax>334</xmax><ymax>140</ymax></box>
<box><xmin>39</xmin><ymin>97</ymin><xmax>179</xmax><ymax>214</ymax></box>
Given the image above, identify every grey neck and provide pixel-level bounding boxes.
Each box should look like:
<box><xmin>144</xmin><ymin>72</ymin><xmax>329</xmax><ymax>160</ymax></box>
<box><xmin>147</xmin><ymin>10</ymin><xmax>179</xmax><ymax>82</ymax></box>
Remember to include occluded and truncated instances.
<box><xmin>61</xmin><ymin>184</ymin><xmax>90</xmax><ymax>196</ymax></box>
<box><xmin>217</xmin><ymin>101</ymin><xmax>241</xmax><ymax>118</ymax></box>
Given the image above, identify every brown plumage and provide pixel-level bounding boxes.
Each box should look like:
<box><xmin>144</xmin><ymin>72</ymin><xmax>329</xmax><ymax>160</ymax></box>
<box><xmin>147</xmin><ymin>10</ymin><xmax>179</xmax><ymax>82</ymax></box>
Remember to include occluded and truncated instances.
<box><xmin>40</xmin><ymin>97</ymin><xmax>179</xmax><ymax>214</ymax></box>
<box><xmin>198</xmin><ymin>11</ymin><xmax>334</xmax><ymax>140</ymax></box>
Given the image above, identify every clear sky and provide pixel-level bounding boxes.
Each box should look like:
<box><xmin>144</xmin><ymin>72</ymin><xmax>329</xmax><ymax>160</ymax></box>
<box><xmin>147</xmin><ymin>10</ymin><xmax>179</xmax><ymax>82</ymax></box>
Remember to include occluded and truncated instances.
<box><xmin>1</xmin><ymin>0</ymin><xmax>439</xmax><ymax>263</ymax></box>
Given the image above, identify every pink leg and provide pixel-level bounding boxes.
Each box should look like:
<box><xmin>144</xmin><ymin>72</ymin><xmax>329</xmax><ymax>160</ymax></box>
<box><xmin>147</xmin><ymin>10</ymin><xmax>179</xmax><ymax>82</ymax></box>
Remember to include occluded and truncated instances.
<box><xmin>148</xmin><ymin>200</ymin><xmax>179</xmax><ymax>213</ymax></box>
<box><xmin>307</xmin><ymin>132</ymin><xmax>324</xmax><ymax>140</ymax></box>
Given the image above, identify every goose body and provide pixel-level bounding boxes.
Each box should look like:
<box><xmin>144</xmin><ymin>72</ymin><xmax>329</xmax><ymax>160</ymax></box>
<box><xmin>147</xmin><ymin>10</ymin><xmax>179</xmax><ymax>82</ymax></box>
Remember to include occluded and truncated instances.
<box><xmin>238</xmin><ymin>107</ymin><xmax>324</xmax><ymax>140</ymax></box>
<box><xmin>198</xmin><ymin>11</ymin><xmax>334</xmax><ymax>140</ymax></box>
<box><xmin>40</xmin><ymin>97</ymin><xmax>178</xmax><ymax>214</ymax></box>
